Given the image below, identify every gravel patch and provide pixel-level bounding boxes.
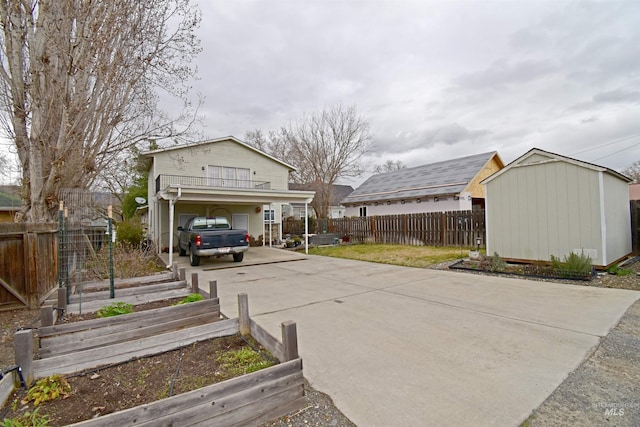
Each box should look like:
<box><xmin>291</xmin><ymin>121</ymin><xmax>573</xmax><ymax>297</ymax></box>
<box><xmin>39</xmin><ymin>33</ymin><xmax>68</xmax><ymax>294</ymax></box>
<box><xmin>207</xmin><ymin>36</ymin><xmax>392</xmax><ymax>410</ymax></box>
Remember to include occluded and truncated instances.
<box><xmin>260</xmin><ymin>379</ymin><xmax>357</xmax><ymax>427</ymax></box>
<box><xmin>522</xmin><ymin>299</ymin><xmax>640</xmax><ymax>427</ymax></box>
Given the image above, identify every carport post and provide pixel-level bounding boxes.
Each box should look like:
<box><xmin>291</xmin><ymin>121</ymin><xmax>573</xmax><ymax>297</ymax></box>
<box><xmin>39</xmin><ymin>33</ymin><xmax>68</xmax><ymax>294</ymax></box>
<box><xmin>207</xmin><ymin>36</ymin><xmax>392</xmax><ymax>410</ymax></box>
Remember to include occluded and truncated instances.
<box><xmin>304</xmin><ymin>202</ymin><xmax>309</xmax><ymax>254</ymax></box>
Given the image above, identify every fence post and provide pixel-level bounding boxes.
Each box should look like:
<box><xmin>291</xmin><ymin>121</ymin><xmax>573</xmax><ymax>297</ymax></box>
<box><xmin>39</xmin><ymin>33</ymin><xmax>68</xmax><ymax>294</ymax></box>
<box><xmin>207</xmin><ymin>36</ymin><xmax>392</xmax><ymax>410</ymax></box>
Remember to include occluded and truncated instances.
<box><xmin>41</xmin><ymin>306</ymin><xmax>54</xmax><ymax>327</ymax></box>
<box><xmin>179</xmin><ymin>268</ymin><xmax>186</xmax><ymax>282</ymax></box>
<box><xmin>57</xmin><ymin>287</ymin><xmax>67</xmax><ymax>314</ymax></box>
<box><xmin>108</xmin><ymin>205</ymin><xmax>115</xmax><ymax>299</ymax></box>
<box><xmin>191</xmin><ymin>273</ymin><xmax>199</xmax><ymax>294</ymax></box>
<box><xmin>238</xmin><ymin>293</ymin><xmax>250</xmax><ymax>336</ymax></box>
<box><xmin>172</xmin><ymin>262</ymin><xmax>178</xmax><ymax>279</ymax></box>
<box><xmin>14</xmin><ymin>329</ymin><xmax>33</xmax><ymax>386</ymax></box>
<box><xmin>209</xmin><ymin>280</ymin><xmax>218</xmax><ymax>299</ymax></box>
<box><xmin>58</xmin><ymin>202</ymin><xmax>64</xmax><ymax>289</ymax></box>
<box><xmin>281</xmin><ymin>320</ymin><xmax>299</xmax><ymax>362</ymax></box>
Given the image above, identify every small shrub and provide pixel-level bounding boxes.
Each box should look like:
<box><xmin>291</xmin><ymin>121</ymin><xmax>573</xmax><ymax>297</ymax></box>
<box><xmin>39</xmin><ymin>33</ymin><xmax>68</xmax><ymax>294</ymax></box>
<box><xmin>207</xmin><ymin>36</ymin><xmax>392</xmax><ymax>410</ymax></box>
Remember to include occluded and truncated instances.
<box><xmin>1</xmin><ymin>408</ymin><xmax>50</xmax><ymax>427</ymax></box>
<box><xmin>175</xmin><ymin>293</ymin><xmax>204</xmax><ymax>305</ymax></box>
<box><xmin>96</xmin><ymin>302</ymin><xmax>134</xmax><ymax>318</ymax></box>
<box><xmin>479</xmin><ymin>252</ymin><xmax>506</xmax><ymax>272</ymax></box>
<box><xmin>551</xmin><ymin>251</ymin><xmax>593</xmax><ymax>276</ymax></box>
<box><xmin>116</xmin><ymin>218</ymin><xmax>145</xmax><ymax>247</ymax></box>
<box><xmin>85</xmin><ymin>242</ymin><xmax>164</xmax><ymax>280</ymax></box>
<box><xmin>21</xmin><ymin>375</ymin><xmax>71</xmax><ymax>407</ymax></box>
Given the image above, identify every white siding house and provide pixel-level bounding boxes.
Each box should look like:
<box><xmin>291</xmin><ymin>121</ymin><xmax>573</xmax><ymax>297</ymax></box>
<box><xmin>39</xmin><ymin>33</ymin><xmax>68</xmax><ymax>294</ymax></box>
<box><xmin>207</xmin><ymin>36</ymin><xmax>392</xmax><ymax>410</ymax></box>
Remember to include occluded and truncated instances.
<box><xmin>142</xmin><ymin>136</ymin><xmax>314</xmax><ymax>265</ymax></box>
<box><xmin>482</xmin><ymin>148</ymin><xmax>632</xmax><ymax>268</ymax></box>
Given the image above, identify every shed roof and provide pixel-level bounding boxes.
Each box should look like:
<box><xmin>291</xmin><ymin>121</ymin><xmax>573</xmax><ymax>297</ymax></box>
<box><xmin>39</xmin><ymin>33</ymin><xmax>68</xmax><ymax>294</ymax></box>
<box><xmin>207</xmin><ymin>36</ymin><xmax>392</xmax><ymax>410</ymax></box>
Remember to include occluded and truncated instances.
<box><xmin>342</xmin><ymin>151</ymin><xmax>499</xmax><ymax>204</ymax></box>
<box><xmin>481</xmin><ymin>148</ymin><xmax>632</xmax><ymax>185</ymax></box>
<box><xmin>140</xmin><ymin>135</ymin><xmax>297</xmax><ymax>171</ymax></box>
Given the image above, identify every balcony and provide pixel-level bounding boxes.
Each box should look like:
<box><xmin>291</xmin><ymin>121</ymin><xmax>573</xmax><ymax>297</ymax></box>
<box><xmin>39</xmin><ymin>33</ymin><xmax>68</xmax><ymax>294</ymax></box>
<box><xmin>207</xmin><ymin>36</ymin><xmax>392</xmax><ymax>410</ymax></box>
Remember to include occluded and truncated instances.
<box><xmin>155</xmin><ymin>174</ymin><xmax>271</xmax><ymax>194</ymax></box>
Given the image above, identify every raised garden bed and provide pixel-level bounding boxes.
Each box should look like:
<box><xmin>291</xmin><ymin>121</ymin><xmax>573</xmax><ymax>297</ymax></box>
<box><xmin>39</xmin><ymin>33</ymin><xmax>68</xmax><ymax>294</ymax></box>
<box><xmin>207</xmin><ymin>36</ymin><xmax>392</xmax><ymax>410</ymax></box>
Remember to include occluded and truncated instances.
<box><xmin>4</xmin><ymin>270</ymin><xmax>304</xmax><ymax>427</ymax></box>
<box><xmin>449</xmin><ymin>259</ymin><xmax>596</xmax><ymax>281</ymax></box>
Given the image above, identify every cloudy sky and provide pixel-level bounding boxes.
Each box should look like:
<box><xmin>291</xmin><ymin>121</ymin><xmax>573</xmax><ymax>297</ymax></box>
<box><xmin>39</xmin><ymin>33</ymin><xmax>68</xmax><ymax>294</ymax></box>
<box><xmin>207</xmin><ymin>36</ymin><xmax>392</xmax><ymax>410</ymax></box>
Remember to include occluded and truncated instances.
<box><xmin>186</xmin><ymin>0</ymin><xmax>639</xmax><ymax>186</ymax></box>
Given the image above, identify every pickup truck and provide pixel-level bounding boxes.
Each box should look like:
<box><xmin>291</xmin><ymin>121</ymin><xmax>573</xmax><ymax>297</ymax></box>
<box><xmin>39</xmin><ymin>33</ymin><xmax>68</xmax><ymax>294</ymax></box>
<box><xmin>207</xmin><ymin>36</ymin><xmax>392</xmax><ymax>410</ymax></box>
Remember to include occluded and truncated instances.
<box><xmin>177</xmin><ymin>216</ymin><xmax>249</xmax><ymax>266</ymax></box>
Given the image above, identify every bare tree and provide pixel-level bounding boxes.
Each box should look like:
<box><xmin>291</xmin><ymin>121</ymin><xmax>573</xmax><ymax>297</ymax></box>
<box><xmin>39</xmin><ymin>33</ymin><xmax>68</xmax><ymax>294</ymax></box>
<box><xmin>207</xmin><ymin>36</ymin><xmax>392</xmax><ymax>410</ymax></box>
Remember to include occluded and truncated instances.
<box><xmin>621</xmin><ymin>160</ymin><xmax>640</xmax><ymax>183</ymax></box>
<box><xmin>0</xmin><ymin>0</ymin><xmax>201</xmax><ymax>221</ymax></box>
<box><xmin>373</xmin><ymin>159</ymin><xmax>406</xmax><ymax>174</ymax></box>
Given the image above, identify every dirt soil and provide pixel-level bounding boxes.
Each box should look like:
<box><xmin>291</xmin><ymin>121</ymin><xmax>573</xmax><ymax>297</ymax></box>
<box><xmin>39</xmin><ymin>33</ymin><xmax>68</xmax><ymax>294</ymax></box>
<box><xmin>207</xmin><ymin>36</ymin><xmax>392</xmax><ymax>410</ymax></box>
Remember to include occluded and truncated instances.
<box><xmin>1</xmin><ymin>333</ymin><xmax>274</xmax><ymax>426</ymax></box>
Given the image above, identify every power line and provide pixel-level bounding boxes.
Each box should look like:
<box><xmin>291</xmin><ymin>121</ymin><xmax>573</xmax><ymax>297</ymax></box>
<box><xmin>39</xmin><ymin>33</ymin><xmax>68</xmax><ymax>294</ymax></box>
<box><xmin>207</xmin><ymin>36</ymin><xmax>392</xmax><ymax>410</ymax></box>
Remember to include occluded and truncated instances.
<box><xmin>570</xmin><ymin>134</ymin><xmax>640</xmax><ymax>156</ymax></box>
<box><xmin>592</xmin><ymin>141</ymin><xmax>640</xmax><ymax>162</ymax></box>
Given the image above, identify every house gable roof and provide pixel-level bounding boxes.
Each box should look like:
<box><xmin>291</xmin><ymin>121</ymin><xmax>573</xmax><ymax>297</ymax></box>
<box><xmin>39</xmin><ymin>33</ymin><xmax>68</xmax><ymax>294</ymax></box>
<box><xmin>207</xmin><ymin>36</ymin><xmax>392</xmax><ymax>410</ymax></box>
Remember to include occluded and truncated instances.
<box><xmin>141</xmin><ymin>136</ymin><xmax>297</xmax><ymax>171</ymax></box>
<box><xmin>481</xmin><ymin>148</ymin><xmax>632</xmax><ymax>185</ymax></box>
<box><xmin>289</xmin><ymin>183</ymin><xmax>354</xmax><ymax>206</ymax></box>
<box><xmin>342</xmin><ymin>151</ymin><xmax>500</xmax><ymax>204</ymax></box>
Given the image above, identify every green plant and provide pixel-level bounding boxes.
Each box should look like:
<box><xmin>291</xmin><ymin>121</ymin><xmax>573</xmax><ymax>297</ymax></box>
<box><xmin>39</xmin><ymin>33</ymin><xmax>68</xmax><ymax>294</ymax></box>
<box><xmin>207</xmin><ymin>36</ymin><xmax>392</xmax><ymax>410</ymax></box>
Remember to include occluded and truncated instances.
<box><xmin>96</xmin><ymin>302</ymin><xmax>134</xmax><ymax>318</ymax></box>
<box><xmin>551</xmin><ymin>252</ymin><xmax>593</xmax><ymax>276</ymax></box>
<box><xmin>175</xmin><ymin>293</ymin><xmax>204</xmax><ymax>305</ymax></box>
<box><xmin>1</xmin><ymin>408</ymin><xmax>51</xmax><ymax>427</ymax></box>
<box><xmin>215</xmin><ymin>347</ymin><xmax>274</xmax><ymax>378</ymax></box>
<box><xmin>607</xmin><ymin>264</ymin><xmax>632</xmax><ymax>276</ymax></box>
<box><xmin>21</xmin><ymin>375</ymin><xmax>71</xmax><ymax>407</ymax></box>
<box><xmin>116</xmin><ymin>218</ymin><xmax>145</xmax><ymax>247</ymax></box>
<box><xmin>479</xmin><ymin>252</ymin><xmax>506</xmax><ymax>272</ymax></box>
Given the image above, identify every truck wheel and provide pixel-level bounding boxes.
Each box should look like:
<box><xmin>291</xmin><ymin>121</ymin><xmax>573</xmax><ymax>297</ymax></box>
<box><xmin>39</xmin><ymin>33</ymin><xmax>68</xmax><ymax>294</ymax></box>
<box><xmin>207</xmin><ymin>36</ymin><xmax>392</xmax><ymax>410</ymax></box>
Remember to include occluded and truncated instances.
<box><xmin>189</xmin><ymin>246</ymin><xmax>200</xmax><ymax>266</ymax></box>
<box><xmin>179</xmin><ymin>246</ymin><xmax>186</xmax><ymax>256</ymax></box>
<box><xmin>233</xmin><ymin>252</ymin><xmax>244</xmax><ymax>262</ymax></box>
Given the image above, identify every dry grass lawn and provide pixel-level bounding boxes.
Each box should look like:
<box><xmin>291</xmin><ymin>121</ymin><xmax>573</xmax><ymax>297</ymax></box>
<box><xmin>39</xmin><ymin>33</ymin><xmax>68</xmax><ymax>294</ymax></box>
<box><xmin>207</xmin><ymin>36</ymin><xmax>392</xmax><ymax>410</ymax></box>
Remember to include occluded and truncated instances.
<box><xmin>308</xmin><ymin>244</ymin><xmax>468</xmax><ymax>268</ymax></box>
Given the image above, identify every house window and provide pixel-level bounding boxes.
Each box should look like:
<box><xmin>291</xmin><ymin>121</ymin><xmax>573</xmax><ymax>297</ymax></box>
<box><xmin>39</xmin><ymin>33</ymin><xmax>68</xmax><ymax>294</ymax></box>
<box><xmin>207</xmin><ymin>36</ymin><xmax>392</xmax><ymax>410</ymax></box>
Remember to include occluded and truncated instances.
<box><xmin>264</xmin><ymin>209</ymin><xmax>275</xmax><ymax>222</ymax></box>
<box><xmin>359</xmin><ymin>206</ymin><xmax>367</xmax><ymax>217</ymax></box>
<box><xmin>208</xmin><ymin>166</ymin><xmax>251</xmax><ymax>188</ymax></box>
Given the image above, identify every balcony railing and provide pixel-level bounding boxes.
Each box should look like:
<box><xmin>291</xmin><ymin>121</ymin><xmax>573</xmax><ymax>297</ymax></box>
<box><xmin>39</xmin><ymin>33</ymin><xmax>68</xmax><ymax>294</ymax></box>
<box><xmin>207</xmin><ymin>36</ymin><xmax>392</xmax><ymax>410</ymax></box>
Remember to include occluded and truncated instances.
<box><xmin>155</xmin><ymin>174</ymin><xmax>271</xmax><ymax>194</ymax></box>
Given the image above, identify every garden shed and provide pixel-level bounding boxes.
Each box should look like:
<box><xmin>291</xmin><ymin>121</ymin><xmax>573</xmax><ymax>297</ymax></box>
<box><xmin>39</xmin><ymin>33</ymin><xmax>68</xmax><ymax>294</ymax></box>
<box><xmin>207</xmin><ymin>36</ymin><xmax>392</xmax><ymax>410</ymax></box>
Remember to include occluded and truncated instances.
<box><xmin>481</xmin><ymin>148</ymin><xmax>632</xmax><ymax>268</ymax></box>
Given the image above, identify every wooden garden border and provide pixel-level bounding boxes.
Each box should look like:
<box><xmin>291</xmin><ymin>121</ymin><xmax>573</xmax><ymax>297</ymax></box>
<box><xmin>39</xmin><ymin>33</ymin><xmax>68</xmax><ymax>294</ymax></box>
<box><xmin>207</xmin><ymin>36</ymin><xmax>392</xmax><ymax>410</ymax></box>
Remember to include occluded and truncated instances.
<box><xmin>13</xmin><ymin>289</ymin><xmax>304</xmax><ymax>427</ymax></box>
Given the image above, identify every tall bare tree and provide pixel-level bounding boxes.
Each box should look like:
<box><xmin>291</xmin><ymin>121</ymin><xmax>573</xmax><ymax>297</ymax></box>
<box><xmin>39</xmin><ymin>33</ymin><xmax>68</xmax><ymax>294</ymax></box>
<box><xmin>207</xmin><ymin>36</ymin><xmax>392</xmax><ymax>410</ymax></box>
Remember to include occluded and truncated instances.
<box><xmin>621</xmin><ymin>160</ymin><xmax>640</xmax><ymax>183</ymax></box>
<box><xmin>246</xmin><ymin>105</ymin><xmax>371</xmax><ymax>218</ymax></box>
<box><xmin>373</xmin><ymin>159</ymin><xmax>406</xmax><ymax>174</ymax></box>
<box><xmin>0</xmin><ymin>0</ymin><xmax>201</xmax><ymax>221</ymax></box>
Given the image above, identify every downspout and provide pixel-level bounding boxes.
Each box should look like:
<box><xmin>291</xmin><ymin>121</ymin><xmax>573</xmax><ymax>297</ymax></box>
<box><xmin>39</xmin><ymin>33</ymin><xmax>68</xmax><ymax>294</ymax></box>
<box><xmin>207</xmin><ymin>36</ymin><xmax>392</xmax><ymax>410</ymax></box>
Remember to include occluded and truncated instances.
<box><xmin>167</xmin><ymin>187</ymin><xmax>182</xmax><ymax>268</ymax></box>
<box><xmin>598</xmin><ymin>171</ymin><xmax>607</xmax><ymax>265</ymax></box>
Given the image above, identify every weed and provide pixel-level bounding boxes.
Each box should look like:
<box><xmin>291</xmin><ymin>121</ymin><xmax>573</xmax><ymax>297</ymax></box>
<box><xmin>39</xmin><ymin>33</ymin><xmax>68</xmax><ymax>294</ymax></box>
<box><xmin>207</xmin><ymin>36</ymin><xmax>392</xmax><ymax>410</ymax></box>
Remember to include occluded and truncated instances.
<box><xmin>85</xmin><ymin>242</ymin><xmax>164</xmax><ymax>280</ymax></box>
<box><xmin>21</xmin><ymin>375</ymin><xmax>71</xmax><ymax>407</ymax></box>
<box><xmin>1</xmin><ymin>408</ymin><xmax>50</xmax><ymax>427</ymax></box>
<box><xmin>174</xmin><ymin>293</ymin><xmax>204</xmax><ymax>305</ymax></box>
<box><xmin>607</xmin><ymin>264</ymin><xmax>633</xmax><ymax>276</ymax></box>
<box><xmin>96</xmin><ymin>302</ymin><xmax>134</xmax><ymax>318</ymax></box>
<box><xmin>215</xmin><ymin>347</ymin><xmax>274</xmax><ymax>379</ymax></box>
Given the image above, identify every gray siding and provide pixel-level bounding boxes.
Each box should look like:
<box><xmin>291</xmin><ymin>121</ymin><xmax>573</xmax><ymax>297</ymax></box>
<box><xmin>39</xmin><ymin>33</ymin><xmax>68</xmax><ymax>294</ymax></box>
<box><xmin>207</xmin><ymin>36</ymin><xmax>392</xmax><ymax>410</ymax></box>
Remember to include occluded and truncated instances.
<box><xmin>603</xmin><ymin>172</ymin><xmax>632</xmax><ymax>264</ymax></box>
<box><xmin>486</xmin><ymin>160</ymin><xmax>603</xmax><ymax>265</ymax></box>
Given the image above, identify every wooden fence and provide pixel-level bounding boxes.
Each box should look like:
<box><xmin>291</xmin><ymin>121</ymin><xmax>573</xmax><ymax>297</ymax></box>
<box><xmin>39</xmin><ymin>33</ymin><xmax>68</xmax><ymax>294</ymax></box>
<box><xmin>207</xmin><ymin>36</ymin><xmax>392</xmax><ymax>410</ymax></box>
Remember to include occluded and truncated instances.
<box><xmin>284</xmin><ymin>210</ymin><xmax>486</xmax><ymax>247</ymax></box>
<box><xmin>0</xmin><ymin>223</ymin><xmax>58</xmax><ymax>309</ymax></box>
<box><xmin>632</xmin><ymin>200</ymin><xmax>640</xmax><ymax>255</ymax></box>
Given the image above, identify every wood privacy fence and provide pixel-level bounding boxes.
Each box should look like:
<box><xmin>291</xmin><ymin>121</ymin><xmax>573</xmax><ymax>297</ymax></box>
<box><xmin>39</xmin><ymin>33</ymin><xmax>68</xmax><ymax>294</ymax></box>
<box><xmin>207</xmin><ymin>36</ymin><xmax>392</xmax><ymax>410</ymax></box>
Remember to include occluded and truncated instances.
<box><xmin>0</xmin><ymin>223</ymin><xmax>58</xmax><ymax>309</ymax></box>
<box><xmin>632</xmin><ymin>200</ymin><xmax>640</xmax><ymax>255</ymax></box>
<box><xmin>284</xmin><ymin>210</ymin><xmax>486</xmax><ymax>247</ymax></box>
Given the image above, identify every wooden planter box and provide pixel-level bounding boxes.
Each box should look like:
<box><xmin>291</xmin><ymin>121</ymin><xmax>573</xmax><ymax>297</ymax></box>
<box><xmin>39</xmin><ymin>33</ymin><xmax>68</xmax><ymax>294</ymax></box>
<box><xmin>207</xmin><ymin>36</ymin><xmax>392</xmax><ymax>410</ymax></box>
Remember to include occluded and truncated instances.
<box><xmin>13</xmin><ymin>284</ymin><xmax>304</xmax><ymax>427</ymax></box>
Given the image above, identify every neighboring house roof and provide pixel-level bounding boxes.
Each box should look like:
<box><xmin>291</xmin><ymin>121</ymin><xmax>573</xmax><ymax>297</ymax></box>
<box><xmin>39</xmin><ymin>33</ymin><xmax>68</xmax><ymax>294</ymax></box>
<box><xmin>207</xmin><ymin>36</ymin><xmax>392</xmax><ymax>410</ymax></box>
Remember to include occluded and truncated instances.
<box><xmin>141</xmin><ymin>135</ymin><xmax>297</xmax><ymax>172</ymax></box>
<box><xmin>0</xmin><ymin>186</ymin><xmax>21</xmax><ymax>210</ymax></box>
<box><xmin>342</xmin><ymin>151</ymin><xmax>501</xmax><ymax>204</ymax></box>
<box><xmin>630</xmin><ymin>183</ymin><xmax>640</xmax><ymax>201</ymax></box>
<box><xmin>482</xmin><ymin>148</ymin><xmax>632</xmax><ymax>185</ymax></box>
<box><xmin>289</xmin><ymin>183</ymin><xmax>354</xmax><ymax>206</ymax></box>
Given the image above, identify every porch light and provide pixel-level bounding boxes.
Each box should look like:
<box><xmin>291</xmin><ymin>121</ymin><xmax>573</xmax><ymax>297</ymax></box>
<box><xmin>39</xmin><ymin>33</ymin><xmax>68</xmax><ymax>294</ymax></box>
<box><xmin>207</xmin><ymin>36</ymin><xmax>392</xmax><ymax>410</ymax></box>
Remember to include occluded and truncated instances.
<box><xmin>476</xmin><ymin>238</ymin><xmax>481</xmax><ymax>251</ymax></box>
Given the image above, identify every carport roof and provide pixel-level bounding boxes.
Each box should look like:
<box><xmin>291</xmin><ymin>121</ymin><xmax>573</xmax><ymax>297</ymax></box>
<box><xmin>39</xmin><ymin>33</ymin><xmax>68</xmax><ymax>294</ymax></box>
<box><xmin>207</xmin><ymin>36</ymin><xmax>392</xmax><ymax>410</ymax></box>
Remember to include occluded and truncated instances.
<box><xmin>157</xmin><ymin>184</ymin><xmax>315</xmax><ymax>205</ymax></box>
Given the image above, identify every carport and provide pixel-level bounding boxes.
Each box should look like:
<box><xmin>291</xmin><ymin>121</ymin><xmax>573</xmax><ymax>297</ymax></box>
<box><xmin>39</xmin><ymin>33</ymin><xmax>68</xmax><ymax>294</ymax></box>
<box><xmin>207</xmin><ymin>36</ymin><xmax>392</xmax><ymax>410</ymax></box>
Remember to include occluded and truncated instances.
<box><xmin>155</xmin><ymin>182</ymin><xmax>314</xmax><ymax>267</ymax></box>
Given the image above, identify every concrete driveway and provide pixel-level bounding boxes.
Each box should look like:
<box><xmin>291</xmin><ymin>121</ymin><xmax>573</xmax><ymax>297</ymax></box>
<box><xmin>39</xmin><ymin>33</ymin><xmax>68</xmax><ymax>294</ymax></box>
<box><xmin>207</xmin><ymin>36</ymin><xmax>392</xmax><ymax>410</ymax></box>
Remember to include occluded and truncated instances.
<box><xmin>168</xmin><ymin>248</ymin><xmax>639</xmax><ymax>426</ymax></box>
